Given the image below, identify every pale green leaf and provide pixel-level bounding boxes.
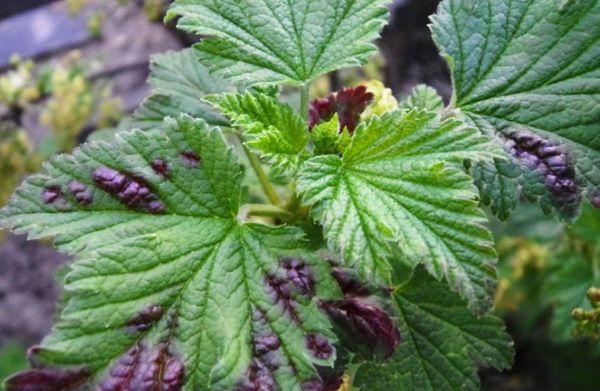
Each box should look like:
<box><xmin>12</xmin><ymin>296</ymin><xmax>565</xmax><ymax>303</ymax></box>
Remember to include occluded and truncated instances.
<box><xmin>133</xmin><ymin>49</ymin><xmax>234</xmax><ymax>130</ymax></box>
<box><xmin>166</xmin><ymin>0</ymin><xmax>390</xmax><ymax>85</ymax></box>
<box><xmin>431</xmin><ymin>0</ymin><xmax>600</xmax><ymax>216</ymax></box>
<box><xmin>399</xmin><ymin>84</ymin><xmax>444</xmax><ymax>112</ymax></box>
<box><xmin>206</xmin><ymin>92</ymin><xmax>310</xmax><ymax>173</ymax></box>
<box><xmin>354</xmin><ymin>268</ymin><xmax>514</xmax><ymax>390</ymax></box>
<box><xmin>0</xmin><ymin>116</ymin><xmax>339</xmax><ymax>390</ymax></box>
<box><xmin>298</xmin><ymin>109</ymin><xmax>500</xmax><ymax>313</ymax></box>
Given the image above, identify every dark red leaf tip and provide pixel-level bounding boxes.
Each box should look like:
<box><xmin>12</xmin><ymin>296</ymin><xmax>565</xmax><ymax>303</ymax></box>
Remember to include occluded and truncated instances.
<box><xmin>5</xmin><ymin>367</ymin><xmax>90</xmax><ymax>391</ymax></box>
<box><xmin>309</xmin><ymin>85</ymin><xmax>374</xmax><ymax>133</ymax></box>
<box><xmin>330</xmin><ymin>265</ymin><xmax>371</xmax><ymax>297</ymax></box>
<box><xmin>305</xmin><ymin>334</ymin><xmax>334</xmax><ymax>360</ymax></box>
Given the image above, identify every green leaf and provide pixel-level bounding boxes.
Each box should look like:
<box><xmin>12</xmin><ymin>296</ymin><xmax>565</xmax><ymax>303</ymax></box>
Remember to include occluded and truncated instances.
<box><xmin>354</xmin><ymin>268</ymin><xmax>514</xmax><ymax>391</ymax></box>
<box><xmin>431</xmin><ymin>0</ymin><xmax>600</xmax><ymax>216</ymax></box>
<box><xmin>471</xmin><ymin>157</ymin><xmax>520</xmax><ymax>221</ymax></box>
<box><xmin>298</xmin><ymin>109</ymin><xmax>500</xmax><ymax>313</ymax></box>
<box><xmin>206</xmin><ymin>92</ymin><xmax>311</xmax><ymax>173</ymax></box>
<box><xmin>133</xmin><ymin>49</ymin><xmax>234</xmax><ymax>130</ymax></box>
<box><xmin>399</xmin><ymin>84</ymin><xmax>444</xmax><ymax>112</ymax></box>
<box><xmin>0</xmin><ymin>116</ymin><xmax>339</xmax><ymax>390</ymax></box>
<box><xmin>166</xmin><ymin>0</ymin><xmax>390</xmax><ymax>85</ymax></box>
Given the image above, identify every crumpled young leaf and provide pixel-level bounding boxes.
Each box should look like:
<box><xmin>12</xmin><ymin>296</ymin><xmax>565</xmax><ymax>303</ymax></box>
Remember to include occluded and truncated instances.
<box><xmin>298</xmin><ymin>109</ymin><xmax>502</xmax><ymax>314</ymax></box>
<box><xmin>0</xmin><ymin>116</ymin><xmax>340</xmax><ymax>390</ymax></box>
<box><xmin>431</xmin><ymin>0</ymin><xmax>600</xmax><ymax>219</ymax></box>
<box><xmin>206</xmin><ymin>92</ymin><xmax>311</xmax><ymax>174</ymax></box>
<box><xmin>166</xmin><ymin>0</ymin><xmax>391</xmax><ymax>85</ymax></box>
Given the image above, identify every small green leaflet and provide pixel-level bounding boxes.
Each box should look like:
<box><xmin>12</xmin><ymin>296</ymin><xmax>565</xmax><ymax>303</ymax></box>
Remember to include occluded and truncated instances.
<box><xmin>354</xmin><ymin>268</ymin><xmax>514</xmax><ymax>391</ymax></box>
<box><xmin>0</xmin><ymin>117</ymin><xmax>339</xmax><ymax>390</ymax></box>
<box><xmin>133</xmin><ymin>49</ymin><xmax>234</xmax><ymax>130</ymax></box>
<box><xmin>206</xmin><ymin>92</ymin><xmax>310</xmax><ymax>173</ymax></box>
<box><xmin>431</xmin><ymin>0</ymin><xmax>600</xmax><ymax>219</ymax></box>
<box><xmin>166</xmin><ymin>0</ymin><xmax>390</xmax><ymax>85</ymax></box>
<box><xmin>298</xmin><ymin>109</ymin><xmax>501</xmax><ymax>314</ymax></box>
<box><xmin>399</xmin><ymin>84</ymin><xmax>444</xmax><ymax>112</ymax></box>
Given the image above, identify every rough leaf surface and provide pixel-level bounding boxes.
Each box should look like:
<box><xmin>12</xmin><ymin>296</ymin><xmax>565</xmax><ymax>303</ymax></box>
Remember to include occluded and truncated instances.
<box><xmin>431</xmin><ymin>0</ymin><xmax>600</xmax><ymax>218</ymax></box>
<box><xmin>399</xmin><ymin>84</ymin><xmax>444</xmax><ymax>112</ymax></box>
<box><xmin>298</xmin><ymin>109</ymin><xmax>500</xmax><ymax>313</ymax></box>
<box><xmin>206</xmin><ymin>92</ymin><xmax>310</xmax><ymax>173</ymax></box>
<box><xmin>133</xmin><ymin>49</ymin><xmax>234</xmax><ymax>130</ymax></box>
<box><xmin>354</xmin><ymin>269</ymin><xmax>514</xmax><ymax>391</ymax></box>
<box><xmin>166</xmin><ymin>0</ymin><xmax>390</xmax><ymax>85</ymax></box>
<box><xmin>0</xmin><ymin>117</ymin><xmax>340</xmax><ymax>390</ymax></box>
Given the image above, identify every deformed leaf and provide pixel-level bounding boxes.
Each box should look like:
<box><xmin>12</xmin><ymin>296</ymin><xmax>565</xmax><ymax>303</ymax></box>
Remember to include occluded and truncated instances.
<box><xmin>354</xmin><ymin>268</ymin><xmax>514</xmax><ymax>391</ymax></box>
<box><xmin>0</xmin><ymin>116</ymin><xmax>340</xmax><ymax>390</ymax></box>
<box><xmin>166</xmin><ymin>0</ymin><xmax>390</xmax><ymax>85</ymax></box>
<box><xmin>298</xmin><ymin>109</ymin><xmax>501</xmax><ymax>313</ymax></box>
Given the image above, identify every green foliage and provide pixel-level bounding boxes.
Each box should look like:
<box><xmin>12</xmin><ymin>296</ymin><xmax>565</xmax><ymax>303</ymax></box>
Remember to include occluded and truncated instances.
<box><xmin>399</xmin><ymin>84</ymin><xmax>444</xmax><ymax>112</ymax></box>
<box><xmin>134</xmin><ymin>49</ymin><xmax>234</xmax><ymax>130</ymax></box>
<box><xmin>206</xmin><ymin>92</ymin><xmax>310</xmax><ymax>173</ymax></box>
<box><xmin>1</xmin><ymin>116</ymin><xmax>339</xmax><ymax>389</ymax></box>
<box><xmin>354</xmin><ymin>269</ymin><xmax>513</xmax><ymax>391</ymax></box>
<box><xmin>298</xmin><ymin>109</ymin><xmax>501</xmax><ymax>313</ymax></box>
<box><xmin>431</xmin><ymin>0</ymin><xmax>600</xmax><ymax>220</ymax></box>
<box><xmin>166</xmin><ymin>0</ymin><xmax>390</xmax><ymax>85</ymax></box>
<box><xmin>4</xmin><ymin>0</ymin><xmax>600</xmax><ymax>388</ymax></box>
<box><xmin>0</xmin><ymin>344</ymin><xmax>28</xmax><ymax>390</ymax></box>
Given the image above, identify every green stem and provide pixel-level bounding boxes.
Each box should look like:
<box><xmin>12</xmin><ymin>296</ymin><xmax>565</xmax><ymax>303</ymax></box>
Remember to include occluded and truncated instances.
<box><xmin>300</xmin><ymin>83</ymin><xmax>310</xmax><ymax>121</ymax></box>
<box><xmin>241</xmin><ymin>142</ymin><xmax>282</xmax><ymax>205</ymax></box>
<box><xmin>242</xmin><ymin>203</ymin><xmax>294</xmax><ymax>221</ymax></box>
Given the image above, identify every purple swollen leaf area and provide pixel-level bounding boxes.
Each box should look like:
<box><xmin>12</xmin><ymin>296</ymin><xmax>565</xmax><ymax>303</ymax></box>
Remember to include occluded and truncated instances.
<box><xmin>5</xmin><ymin>367</ymin><xmax>90</xmax><ymax>391</ymax></box>
<box><xmin>309</xmin><ymin>86</ymin><xmax>374</xmax><ymax>133</ymax></box>
<box><xmin>502</xmin><ymin>128</ymin><xmax>582</xmax><ymax>217</ymax></box>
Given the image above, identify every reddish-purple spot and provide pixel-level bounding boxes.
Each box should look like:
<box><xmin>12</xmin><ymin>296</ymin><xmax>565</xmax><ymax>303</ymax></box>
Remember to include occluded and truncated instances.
<box><xmin>151</xmin><ymin>159</ymin><xmax>170</xmax><ymax>177</ymax></box>
<box><xmin>265</xmin><ymin>274</ymin><xmax>300</xmax><ymax>323</ymax></box>
<box><xmin>126</xmin><ymin>305</ymin><xmax>163</xmax><ymax>332</ymax></box>
<box><xmin>309</xmin><ymin>86</ymin><xmax>374</xmax><ymax>133</ymax></box>
<box><xmin>5</xmin><ymin>367</ymin><xmax>90</xmax><ymax>391</ymax></box>
<box><xmin>180</xmin><ymin>151</ymin><xmax>201</xmax><ymax>168</ymax></box>
<box><xmin>302</xmin><ymin>375</ymin><xmax>344</xmax><ymax>391</ymax></box>
<box><xmin>68</xmin><ymin>181</ymin><xmax>93</xmax><ymax>205</ymax></box>
<box><xmin>322</xmin><ymin>297</ymin><xmax>400</xmax><ymax>359</ymax></box>
<box><xmin>590</xmin><ymin>192</ymin><xmax>600</xmax><ymax>210</ymax></box>
<box><xmin>504</xmin><ymin>129</ymin><xmax>580</xmax><ymax>212</ymax></box>
<box><xmin>305</xmin><ymin>334</ymin><xmax>334</xmax><ymax>360</ymax></box>
<box><xmin>238</xmin><ymin>359</ymin><xmax>276</xmax><ymax>391</ymax></box>
<box><xmin>281</xmin><ymin>258</ymin><xmax>314</xmax><ymax>296</ymax></box>
<box><xmin>92</xmin><ymin>167</ymin><xmax>166</xmax><ymax>214</ymax></box>
<box><xmin>98</xmin><ymin>343</ymin><xmax>184</xmax><ymax>391</ymax></box>
<box><xmin>42</xmin><ymin>186</ymin><xmax>62</xmax><ymax>204</ymax></box>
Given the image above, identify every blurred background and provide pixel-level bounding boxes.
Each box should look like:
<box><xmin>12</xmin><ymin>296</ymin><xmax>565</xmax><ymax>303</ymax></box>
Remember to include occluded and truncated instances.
<box><xmin>0</xmin><ymin>1</ymin><xmax>598</xmax><ymax>390</ymax></box>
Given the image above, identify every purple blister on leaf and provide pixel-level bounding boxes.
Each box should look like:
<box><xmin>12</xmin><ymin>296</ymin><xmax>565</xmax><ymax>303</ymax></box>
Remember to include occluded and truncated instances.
<box><xmin>305</xmin><ymin>334</ymin><xmax>334</xmax><ymax>360</ymax></box>
<box><xmin>281</xmin><ymin>258</ymin><xmax>314</xmax><ymax>296</ymax></box>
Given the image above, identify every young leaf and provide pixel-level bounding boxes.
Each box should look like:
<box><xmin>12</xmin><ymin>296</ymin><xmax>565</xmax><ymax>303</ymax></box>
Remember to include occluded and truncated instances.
<box><xmin>431</xmin><ymin>0</ymin><xmax>600</xmax><ymax>218</ymax></box>
<box><xmin>0</xmin><ymin>117</ymin><xmax>340</xmax><ymax>390</ymax></box>
<box><xmin>166</xmin><ymin>0</ymin><xmax>390</xmax><ymax>85</ymax></box>
<box><xmin>354</xmin><ymin>269</ymin><xmax>514</xmax><ymax>390</ymax></box>
<box><xmin>133</xmin><ymin>49</ymin><xmax>234</xmax><ymax>130</ymax></box>
<box><xmin>206</xmin><ymin>92</ymin><xmax>310</xmax><ymax>173</ymax></box>
<box><xmin>399</xmin><ymin>84</ymin><xmax>444</xmax><ymax>112</ymax></box>
<box><xmin>298</xmin><ymin>109</ymin><xmax>501</xmax><ymax>313</ymax></box>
